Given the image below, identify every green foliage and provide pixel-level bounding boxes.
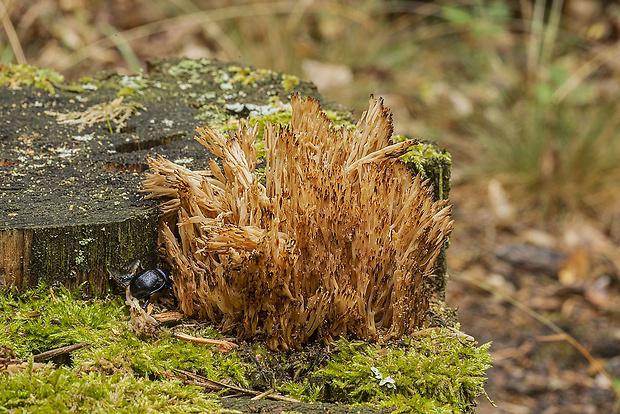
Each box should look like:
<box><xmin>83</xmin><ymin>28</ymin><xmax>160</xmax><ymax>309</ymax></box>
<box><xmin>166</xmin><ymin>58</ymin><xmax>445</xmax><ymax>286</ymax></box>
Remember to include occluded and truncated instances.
<box><xmin>441</xmin><ymin>1</ymin><xmax>511</xmax><ymax>38</ymax></box>
<box><xmin>429</xmin><ymin>0</ymin><xmax>620</xmax><ymax>223</ymax></box>
<box><xmin>473</xmin><ymin>90</ymin><xmax>620</xmax><ymax>219</ymax></box>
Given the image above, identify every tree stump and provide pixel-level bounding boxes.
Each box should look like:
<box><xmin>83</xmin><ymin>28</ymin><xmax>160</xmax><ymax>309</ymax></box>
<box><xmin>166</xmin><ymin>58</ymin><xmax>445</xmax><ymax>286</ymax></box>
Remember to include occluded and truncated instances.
<box><xmin>0</xmin><ymin>58</ymin><xmax>450</xmax><ymax>296</ymax></box>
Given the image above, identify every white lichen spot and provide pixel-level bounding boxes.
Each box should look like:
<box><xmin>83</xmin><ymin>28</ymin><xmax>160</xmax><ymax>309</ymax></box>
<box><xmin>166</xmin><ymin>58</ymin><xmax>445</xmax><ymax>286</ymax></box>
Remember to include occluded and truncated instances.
<box><xmin>56</xmin><ymin>147</ymin><xmax>79</xmax><ymax>158</ymax></box>
<box><xmin>162</xmin><ymin>119</ymin><xmax>174</xmax><ymax>128</ymax></box>
<box><xmin>173</xmin><ymin>157</ymin><xmax>193</xmax><ymax>165</ymax></box>
<box><xmin>74</xmin><ymin>134</ymin><xmax>94</xmax><ymax>142</ymax></box>
<box><xmin>121</xmin><ymin>76</ymin><xmax>143</xmax><ymax>89</ymax></box>
<box><xmin>82</xmin><ymin>83</ymin><xmax>98</xmax><ymax>91</ymax></box>
<box><xmin>219</xmin><ymin>82</ymin><xmax>233</xmax><ymax>90</ymax></box>
<box><xmin>225</xmin><ymin>103</ymin><xmax>244</xmax><ymax>113</ymax></box>
<box><xmin>178</xmin><ymin>83</ymin><xmax>192</xmax><ymax>90</ymax></box>
<box><xmin>248</xmin><ymin>104</ymin><xmax>281</xmax><ymax>118</ymax></box>
<box><xmin>224</xmin><ymin>102</ymin><xmax>290</xmax><ymax>118</ymax></box>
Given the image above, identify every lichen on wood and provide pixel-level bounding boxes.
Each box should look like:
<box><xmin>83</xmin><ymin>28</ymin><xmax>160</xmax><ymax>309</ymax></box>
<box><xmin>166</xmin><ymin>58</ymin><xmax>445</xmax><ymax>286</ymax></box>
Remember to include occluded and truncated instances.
<box><xmin>142</xmin><ymin>95</ymin><xmax>453</xmax><ymax>351</ymax></box>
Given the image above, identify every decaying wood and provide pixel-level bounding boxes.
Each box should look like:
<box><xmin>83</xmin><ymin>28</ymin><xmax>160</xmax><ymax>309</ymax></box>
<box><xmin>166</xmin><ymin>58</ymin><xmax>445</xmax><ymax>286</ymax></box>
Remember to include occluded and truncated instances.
<box><xmin>142</xmin><ymin>95</ymin><xmax>454</xmax><ymax>351</ymax></box>
<box><xmin>1</xmin><ymin>59</ymin><xmax>450</xmax><ymax>302</ymax></box>
<box><xmin>0</xmin><ymin>58</ymin><xmax>322</xmax><ymax>294</ymax></box>
<box><xmin>126</xmin><ymin>287</ymin><xmax>160</xmax><ymax>338</ymax></box>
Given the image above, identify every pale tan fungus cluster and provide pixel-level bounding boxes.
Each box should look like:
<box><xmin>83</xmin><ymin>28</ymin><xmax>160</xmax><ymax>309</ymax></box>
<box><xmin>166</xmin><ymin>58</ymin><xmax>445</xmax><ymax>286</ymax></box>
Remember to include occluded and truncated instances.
<box><xmin>141</xmin><ymin>95</ymin><xmax>453</xmax><ymax>351</ymax></box>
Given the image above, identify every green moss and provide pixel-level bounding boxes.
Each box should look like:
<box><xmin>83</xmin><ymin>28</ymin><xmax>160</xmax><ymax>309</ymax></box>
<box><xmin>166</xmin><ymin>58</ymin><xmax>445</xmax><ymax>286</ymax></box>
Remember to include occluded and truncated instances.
<box><xmin>228</xmin><ymin>65</ymin><xmax>276</xmax><ymax>86</ymax></box>
<box><xmin>167</xmin><ymin>59</ymin><xmax>207</xmax><ymax>79</ymax></box>
<box><xmin>324</xmin><ymin>109</ymin><xmax>357</xmax><ymax>129</ymax></box>
<box><xmin>1</xmin><ymin>364</ymin><xmax>220</xmax><ymax>413</ymax></box>
<box><xmin>288</xmin><ymin>336</ymin><xmax>492</xmax><ymax>413</ymax></box>
<box><xmin>401</xmin><ymin>142</ymin><xmax>451</xmax><ymax>172</ymax></box>
<box><xmin>392</xmin><ymin>136</ymin><xmax>452</xmax><ymax>201</ymax></box>
<box><xmin>1</xmin><ymin>287</ymin><xmax>491</xmax><ymax>412</ymax></box>
<box><xmin>281</xmin><ymin>74</ymin><xmax>300</xmax><ymax>91</ymax></box>
<box><xmin>116</xmin><ymin>74</ymin><xmax>149</xmax><ymax>97</ymax></box>
<box><xmin>0</xmin><ymin>287</ymin><xmax>249</xmax><ymax>381</ymax></box>
<box><xmin>0</xmin><ymin>64</ymin><xmax>64</xmax><ymax>94</ymax></box>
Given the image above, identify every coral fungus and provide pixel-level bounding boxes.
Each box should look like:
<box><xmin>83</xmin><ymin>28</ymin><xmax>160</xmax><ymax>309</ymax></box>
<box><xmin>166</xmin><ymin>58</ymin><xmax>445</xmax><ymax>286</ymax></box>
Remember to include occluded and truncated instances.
<box><xmin>142</xmin><ymin>95</ymin><xmax>453</xmax><ymax>351</ymax></box>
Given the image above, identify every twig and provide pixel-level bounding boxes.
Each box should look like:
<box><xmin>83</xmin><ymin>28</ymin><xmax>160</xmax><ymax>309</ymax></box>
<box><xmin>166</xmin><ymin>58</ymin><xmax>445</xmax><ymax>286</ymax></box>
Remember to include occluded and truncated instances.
<box><xmin>1</xmin><ymin>343</ymin><xmax>90</xmax><ymax>373</ymax></box>
<box><xmin>251</xmin><ymin>389</ymin><xmax>274</xmax><ymax>401</ymax></box>
<box><xmin>447</xmin><ymin>326</ymin><xmax>475</xmax><ymax>342</ymax></box>
<box><xmin>172</xmin><ymin>369</ymin><xmax>299</xmax><ymax>403</ymax></box>
<box><xmin>409</xmin><ymin>327</ymin><xmax>438</xmax><ymax>338</ymax></box>
<box><xmin>172</xmin><ymin>331</ymin><xmax>238</xmax><ymax>353</ymax></box>
<box><xmin>537</xmin><ymin>333</ymin><xmax>608</xmax><ymax>375</ymax></box>
<box><xmin>50</xmin><ymin>287</ymin><xmax>58</xmax><ymax>304</ymax></box>
<box><xmin>33</xmin><ymin>343</ymin><xmax>91</xmax><ymax>362</ymax></box>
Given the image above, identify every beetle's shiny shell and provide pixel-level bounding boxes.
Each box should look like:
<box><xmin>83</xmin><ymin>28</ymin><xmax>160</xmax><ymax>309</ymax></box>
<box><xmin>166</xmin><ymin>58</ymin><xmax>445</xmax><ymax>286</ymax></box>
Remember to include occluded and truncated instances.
<box><xmin>129</xmin><ymin>269</ymin><xmax>167</xmax><ymax>299</ymax></box>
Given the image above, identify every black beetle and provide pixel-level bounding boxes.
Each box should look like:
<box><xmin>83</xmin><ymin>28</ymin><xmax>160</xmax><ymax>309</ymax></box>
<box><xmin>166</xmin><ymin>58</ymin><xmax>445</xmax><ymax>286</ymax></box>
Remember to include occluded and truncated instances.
<box><xmin>123</xmin><ymin>268</ymin><xmax>169</xmax><ymax>309</ymax></box>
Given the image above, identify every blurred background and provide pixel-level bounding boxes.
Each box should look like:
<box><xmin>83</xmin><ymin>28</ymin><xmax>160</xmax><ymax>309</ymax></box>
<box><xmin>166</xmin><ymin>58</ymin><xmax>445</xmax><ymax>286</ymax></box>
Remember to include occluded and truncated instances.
<box><xmin>1</xmin><ymin>0</ymin><xmax>620</xmax><ymax>411</ymax></box>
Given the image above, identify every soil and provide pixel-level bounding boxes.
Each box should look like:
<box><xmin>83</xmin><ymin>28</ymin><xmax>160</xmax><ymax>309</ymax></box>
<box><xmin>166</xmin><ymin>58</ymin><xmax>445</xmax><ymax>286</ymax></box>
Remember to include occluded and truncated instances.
<box><xmin>217</xmin><ymin>397</ymin><xmax>391</xmax><ymax>413</ymax></box>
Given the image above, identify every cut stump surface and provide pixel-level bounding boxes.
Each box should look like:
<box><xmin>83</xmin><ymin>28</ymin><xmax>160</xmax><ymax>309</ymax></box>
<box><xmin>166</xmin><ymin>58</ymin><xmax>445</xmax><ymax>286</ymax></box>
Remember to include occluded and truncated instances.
<box><xmin>0</xmin><ymin>58</ymin><xmax>450</xmax><ymax>295</ymax></box>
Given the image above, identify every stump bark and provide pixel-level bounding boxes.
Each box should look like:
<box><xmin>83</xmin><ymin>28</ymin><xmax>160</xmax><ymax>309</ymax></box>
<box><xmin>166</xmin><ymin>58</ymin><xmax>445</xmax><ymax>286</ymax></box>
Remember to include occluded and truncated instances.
<box><xmin>0</xmin><ymin>58</ymin><xmax>450</xmax><ymax>296</ymax></box>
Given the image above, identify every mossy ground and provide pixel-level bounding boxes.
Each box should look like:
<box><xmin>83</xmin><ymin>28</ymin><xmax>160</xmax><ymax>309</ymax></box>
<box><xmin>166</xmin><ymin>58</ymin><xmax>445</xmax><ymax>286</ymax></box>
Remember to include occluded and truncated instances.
<box><xmin>1</xmin><ymin>287</ymin><xmax>491</xmax><ymax>413</ymax></box>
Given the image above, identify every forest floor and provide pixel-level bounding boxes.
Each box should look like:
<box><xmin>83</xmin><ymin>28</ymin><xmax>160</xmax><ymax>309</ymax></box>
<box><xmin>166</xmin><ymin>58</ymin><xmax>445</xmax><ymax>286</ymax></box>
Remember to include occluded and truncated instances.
<box><xmin>445</xmin><ymin>184</ymin><xmax>620</xmax><ymax>413</ymax></box>
<box><xmin>3</xmin><ymin>1</ymin><xmax>620</xmax><ymax>412</ymax></box>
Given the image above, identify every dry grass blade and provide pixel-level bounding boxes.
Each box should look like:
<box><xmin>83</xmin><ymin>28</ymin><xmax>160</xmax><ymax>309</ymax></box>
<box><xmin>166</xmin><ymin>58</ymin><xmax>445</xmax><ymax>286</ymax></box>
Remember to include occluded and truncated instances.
<box><xmin>0</xmin><ymin>1</ymin><xmax>27</xmax><ymax>64</ymax></box>
<box><xmin>142</xmin><ymin>95</ymin><xmax>452</xmax><ymax>350</ymax></box>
